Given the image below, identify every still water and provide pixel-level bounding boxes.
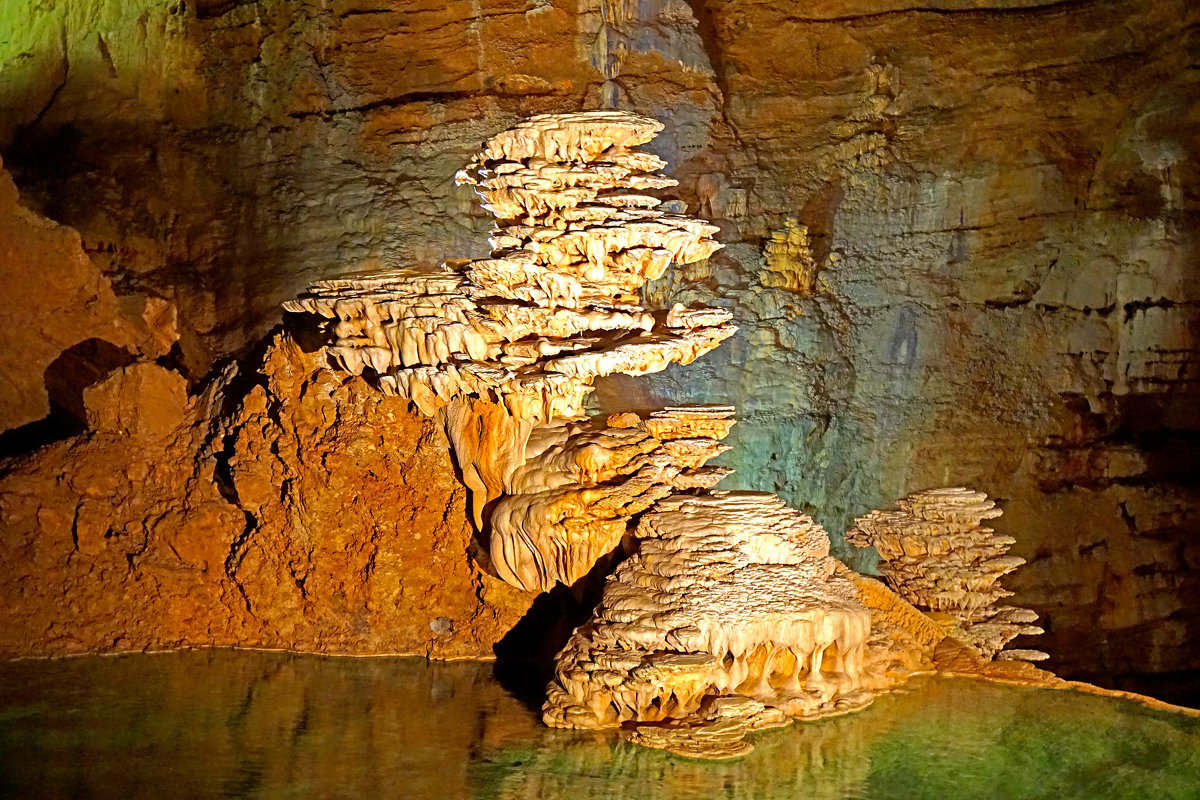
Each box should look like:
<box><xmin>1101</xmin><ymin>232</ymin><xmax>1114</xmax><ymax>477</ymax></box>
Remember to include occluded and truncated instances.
<box><xmin>0</xmin><ymin>650</ymin><xmax>1198</xmax><ymax>799</ymax></box>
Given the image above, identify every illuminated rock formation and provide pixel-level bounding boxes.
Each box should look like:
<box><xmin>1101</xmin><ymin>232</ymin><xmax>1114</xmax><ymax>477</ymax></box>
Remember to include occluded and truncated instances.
<box><xmin>846</xmin><ymin>488</ymin><xmax>1046</xmax><ymax>662</ymax></box>
<box><xmin>483</xmin><ymin>406</ymin><xmax>736</xmax><ymax>592</ymax></box>
<box><xmin>759</xmin><ymin>218</ymin><xmax>818</xmax><ymax>297</ymax></box>
<box><xmin>543</xmin><ymin>492</ymin><xmax>874</xmax><ymax>754</ymax></box>
<box><xmin>285</xmin><ymin>113</ymin><xmax>892</xmax><ymax>757</ymax></box>
<box><xmin>286</xmin><ymin>111</ymin><xmax>734</xmax><ymax>591</ymax></box>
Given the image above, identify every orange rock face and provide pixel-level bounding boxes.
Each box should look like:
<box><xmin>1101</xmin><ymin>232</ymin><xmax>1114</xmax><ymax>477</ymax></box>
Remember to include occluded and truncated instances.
<box><xmin>0</xmin><ymin>156</ymin><xmax>136</xmax><ymax>432</ymax></box>
<box><xmin>0</xmin><ymin>335</ymin><xmax>533</xmax><ymax>658</ymax></box>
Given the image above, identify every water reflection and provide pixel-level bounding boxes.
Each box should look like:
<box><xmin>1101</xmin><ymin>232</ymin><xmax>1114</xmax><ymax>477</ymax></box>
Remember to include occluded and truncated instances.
<box><xmin>0</xmin><ymin>651</ymin><xmax>1197</xmax><ymax>799</ymax></box>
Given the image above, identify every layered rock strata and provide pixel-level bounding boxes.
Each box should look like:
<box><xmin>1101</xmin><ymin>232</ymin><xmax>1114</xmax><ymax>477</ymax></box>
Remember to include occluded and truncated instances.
<box><xmin>543</xmin><ymin>491</ymin><xmax>873</xmax><ymax>746</ymax></box>
<box><xmin>846</xmin><ymin>488</ymin><xmax>1046</xmax><ymax>662</ymax></box>
<box><xmin>286</xmin><ymin>112</ymin><xmax>734</xmax><ymax>591</ymax></box>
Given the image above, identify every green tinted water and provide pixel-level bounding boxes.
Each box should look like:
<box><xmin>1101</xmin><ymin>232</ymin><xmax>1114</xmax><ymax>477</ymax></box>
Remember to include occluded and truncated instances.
<box><xmin>0</xmin><ymin>650</ymin><xmax>1197</xmax><ymax>799</ymax></box>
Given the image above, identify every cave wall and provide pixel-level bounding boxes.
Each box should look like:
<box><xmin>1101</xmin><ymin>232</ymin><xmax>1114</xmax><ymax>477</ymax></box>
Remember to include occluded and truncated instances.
<box><xmin>0</xmin><ymin>0</ymin><xmax>1196</xmax><ymax>687</ymax></box>
<box><xmin>0</xmin><ymin>323</ymin><xmax>532</xmax><ymax>658</ymax></box>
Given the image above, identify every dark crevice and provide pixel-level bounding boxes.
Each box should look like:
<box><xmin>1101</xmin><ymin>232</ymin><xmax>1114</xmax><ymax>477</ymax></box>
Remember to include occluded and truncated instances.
<box><xmin>782</xmin><ymin>0</ymin><xmax>1110</xmax><ymax>25</ymax></box>
<box><xmin>337</xmin><ymin>8</ymin><xmax>398</xmax><ymax>17</ymax></box>
<box><xmin>983</xmin><ymin>297</ymin><xmax>1034</xmax><ymax>310</ymax></box>
<box><xmin>195</xmin><ymin>334</ymin><xmax>277</xmax><ymax>611</ymax></box>
<box><xmin>1123</xmin><ymin>298</ymin><xmax>1191</xmax><ymax>321</ymax></box>
<box><xmin>95</xmin><ymin>34</ymin><xmax>117</xmax><ymax>78</ymax></box>
<box><xmin>194</xmin><ymin>0</ymin><xmax>254</xmax><ymax>20</ymax></box>
<box><xmin>23</xmin><ymin>24</ymin><xmax>70</xmax><ymax>134</ymax></box>
<box><xmin>214</xmin><ymin>439</ymin><xmax>258</xmax><ymax>583</ymax></box>
<box><xmin>1067</xmin><ymin>669</ymin><xmax>1200</xmax><ymax>710</ymax></box>
<box><xmin>286</xmin><ymin>89</ymin><xmax>508</xmax><ymax>120</ymax></box>
<box><xmin>492</xmin><ymin>542</ymin><xmax>630</xmax><ymax>709</ymax></box>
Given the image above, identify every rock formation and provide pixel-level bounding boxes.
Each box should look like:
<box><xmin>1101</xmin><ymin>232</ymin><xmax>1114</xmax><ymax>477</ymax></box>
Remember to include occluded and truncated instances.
<box><xmin>0</xmin><ymin>335</ymin><xmax>534</xmax><ymax>660</ymax></box>
<box><xmin>287</xmin><ymin>111</ymin><xmax>911</xmax><ymax>756</ymax></box>
<box><xmin>2</xmin><ymin>0</ymin><xmax>1198</xmax><ymax>696</ymax></box>
<box><xmin>0</xmin><ymin>155</ymin><xmax>177</xmax><ymax>438</ymax></box>
<box><xmin>286</xmin><ymin>111</ymin><xmax>736</xmax><ymax>592</ymax></box>
<box><xmin>846</xmin><ymin>488</ymin><xmax>1047</xmax><ymax>662</ymax></box>
<box><xmin>543</xmin><ymin>492</ymin><xmax>873</xmax><ymax>755</ymax></box>
<box><xmin>484</xmin><ymin>407</ymin><xmax>735</xmax><ymax>593</ymax></box>
<box><xmin>759</xmin><ymin>218</ymin><xmax>817</xmax><ymax>297</ymax></box>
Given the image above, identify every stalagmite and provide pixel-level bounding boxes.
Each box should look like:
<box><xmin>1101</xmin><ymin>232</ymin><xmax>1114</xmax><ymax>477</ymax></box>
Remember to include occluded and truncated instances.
<box><xmin>845</xmin><ymin>487</ymin><xmax>1047</xmax><ymax>662</ymax></box>
<box><xmin>286</xmin><ymin>112</ymin><xmax>733</xmax><ymax>591</ymax></box>
<box><xmin>543</xmin><ymin>492</ymin><xmax>874</xmax><ymax>744</ymax></box>
<box><xmin>285</xmin><ymin>112</ymin><xmax>975</xmax><ymax>757</ymax></box>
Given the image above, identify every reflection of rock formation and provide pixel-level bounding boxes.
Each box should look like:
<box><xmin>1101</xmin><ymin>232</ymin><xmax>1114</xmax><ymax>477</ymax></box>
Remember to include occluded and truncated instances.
<box><xmin>544</xmin><ymin>492</ymin><xmax>873</xmax><ymax>751</ymax></box>
<box><xmin>495</xmin><ymin>684</ymin><xmax>889</xmax><ymax>800</ymax></box>
<box><xmin>846</xmin><ymin>488</ymin><xmax>1046</xmax><ymax>662</ymax></box>
<box><xmin>0</xmin><ymin>651</ymin><xmax>544</xmax><ymax>800</ymax></box>
<box><xmin>286</xmin><ymin>112</ymin><xmax>735</xmax><ymax>592</ymax></box>
<box><xmin>6</xmin><ymin>652</ymin><xmax>1193</xmax><ymax>800</ymax></box>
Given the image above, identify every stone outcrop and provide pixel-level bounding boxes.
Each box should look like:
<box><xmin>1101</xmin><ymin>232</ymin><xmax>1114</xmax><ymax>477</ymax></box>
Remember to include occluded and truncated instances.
<box><xmin>846</xmin><ymin>488</ymin><xmax>1046</xmax><ymax>662</ymax></box>
<box><xmin>0</xmin><ymin>335</ymin><xmax>532</xmax><ymax>659</ymax></box>
<box><xmin>0</xmin><ymin>156</ymin><xmax>175</xmax><ymax>439</ymax></box>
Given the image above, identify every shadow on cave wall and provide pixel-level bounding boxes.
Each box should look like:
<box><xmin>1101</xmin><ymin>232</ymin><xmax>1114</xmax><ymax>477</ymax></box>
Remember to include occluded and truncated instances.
<box><xmin>492</xmin><ymin>546</ymin><xmax>626</xmax><ymax>708</ymax></box>
<box><xmin>0</xmin><ymin>338</ymin><xmax>135</xmax><ymax>459</ymax></box>
<box><xmin>0</xmin><ymin>1</ymin><xmax>339</xmax><ymax>393</ymax></box>
<box><xmin>0</xmin><ymin>1</ymin><xmax>360</xmax><ymax>460</ymax></box>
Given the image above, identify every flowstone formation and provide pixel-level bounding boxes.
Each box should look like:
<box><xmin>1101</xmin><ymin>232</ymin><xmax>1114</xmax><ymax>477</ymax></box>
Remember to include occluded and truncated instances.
<box><xmin>287</xmin><ymin>111</ymin><xmax>891</xmax><ymax>756</ymax></box>
<box><xmin>286</xmin><ymin>112</ymin><xmax>735</xmax><ymax>592</ymax></box>
<box><xmin>846</xmin><ymin>488</ymin><xmax>1047</xmax><ymax>663</ymax></box>
<box><xmin>544</xmin><ymin>492</ymin><xmax>873</xmax><ymax>758</ymax></box>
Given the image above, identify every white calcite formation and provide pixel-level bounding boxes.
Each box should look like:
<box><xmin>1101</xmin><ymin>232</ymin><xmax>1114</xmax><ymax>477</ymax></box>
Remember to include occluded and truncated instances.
<box><xmin>544</xmin><ymin>492</ymin><xmax>874</xmax><ymax>747</ymax></box>
<box><xmin>285</xmin><ymin>112</ymin><xmax>733</xmax><ymax>591</ymax></box>
<box><xmin>484</xmin><ymin>406</ymin><xmax>736</xmax><ymax>592</ymax></box>
<box><xmin>288</xmin><ymin>112</ymin><xmax>887</xmax><ymax>756</ymax></box>
<box><xmin>845</xmin><ymin>488</ymin><xmax>1046</xmax><ymax>662</ymax></box>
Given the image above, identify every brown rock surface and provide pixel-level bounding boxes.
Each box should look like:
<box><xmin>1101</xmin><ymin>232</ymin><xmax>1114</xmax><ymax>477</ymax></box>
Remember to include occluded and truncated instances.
<box><xmin>0</xmin><ymin>333</ymin><xmax>532</xmax><ymax>658</ymax></box>
<box><xmin>0</xmin><ymin>155</ymin><xmax>135</xmax><ymax>434</ymax></box>
<box><xmin>0</xmin><ymin>154</ymin><xmax>183</xmax><ymax>442</ymax></box>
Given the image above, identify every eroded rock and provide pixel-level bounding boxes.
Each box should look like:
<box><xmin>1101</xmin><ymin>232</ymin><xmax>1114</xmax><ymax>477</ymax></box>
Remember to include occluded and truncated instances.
<box><xmin>0</xmin><ymin>335</ymin><xmax>532</xmax><ymax>658</ymax></box>
<box><xmin>846</xmin><ymin>487</ymin><xmax>1047</xmax><ymax>662</ymax></box>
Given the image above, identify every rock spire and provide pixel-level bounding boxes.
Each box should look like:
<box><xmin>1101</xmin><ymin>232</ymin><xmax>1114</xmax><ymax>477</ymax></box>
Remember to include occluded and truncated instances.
<box><xmin>846</xmin><ymin>487</ymin><xmax>1046</xmax><ymax>662</ymax></box>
